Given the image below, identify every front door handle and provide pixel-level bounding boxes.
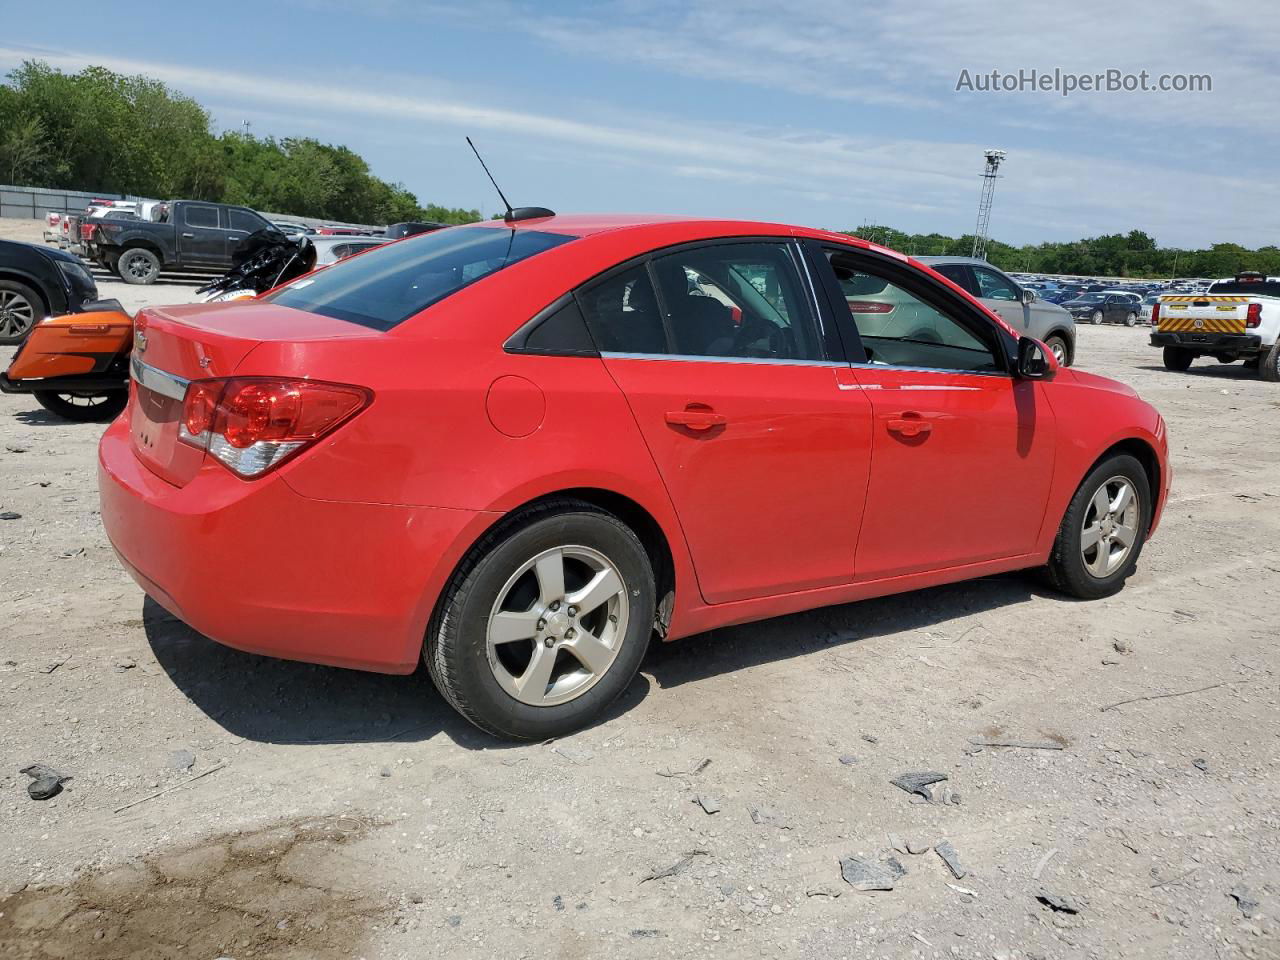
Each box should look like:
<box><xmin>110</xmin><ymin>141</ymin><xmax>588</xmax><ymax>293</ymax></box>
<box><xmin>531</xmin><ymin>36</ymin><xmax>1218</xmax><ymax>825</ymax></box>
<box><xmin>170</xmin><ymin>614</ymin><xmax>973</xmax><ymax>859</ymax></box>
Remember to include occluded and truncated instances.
<box><xmin>887</xmin><ymin>417</ymin><xmax>932</xmax><ymax>438</ymax></box>
<box><xmin>665</xmin><ymin>406</ymin><xmax>727</xmax><ymax>431</ymax></box>
<box><xmin>181</xmin><ymin>232</ymin><xmax>194</xmax><ymax>238</ymax></box>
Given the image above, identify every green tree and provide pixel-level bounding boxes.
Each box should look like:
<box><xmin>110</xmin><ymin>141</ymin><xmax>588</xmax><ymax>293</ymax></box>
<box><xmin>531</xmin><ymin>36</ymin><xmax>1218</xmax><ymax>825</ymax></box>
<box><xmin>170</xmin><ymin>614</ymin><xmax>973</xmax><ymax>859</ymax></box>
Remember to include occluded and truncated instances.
<box><xmin>1</xmin><ymin>59</ymin><xmax>473</xmax><ymax>226</ymax></box>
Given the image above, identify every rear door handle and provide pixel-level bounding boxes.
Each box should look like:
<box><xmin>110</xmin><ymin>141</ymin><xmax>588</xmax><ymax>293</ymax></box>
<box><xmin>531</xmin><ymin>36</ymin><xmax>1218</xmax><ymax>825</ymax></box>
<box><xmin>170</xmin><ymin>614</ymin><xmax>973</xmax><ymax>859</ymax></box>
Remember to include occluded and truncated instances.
<box><xmin>887</xmin><ymin>417</ymin><xmax>932</xmax><ymax>438</ymax></box>
<box><xmin>665</xmin><ymin>407</ymin><xmax>727</xmax><ymax>431</ymax></box>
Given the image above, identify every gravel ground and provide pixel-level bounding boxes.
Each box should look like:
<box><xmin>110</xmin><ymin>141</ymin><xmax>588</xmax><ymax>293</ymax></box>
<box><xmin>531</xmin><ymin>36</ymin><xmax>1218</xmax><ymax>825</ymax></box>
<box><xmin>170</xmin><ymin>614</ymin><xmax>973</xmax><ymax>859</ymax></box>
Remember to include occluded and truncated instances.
<box><xmin>1</xmin><ymin>218</ymin><xmax>1278</xmax><ymax>959</ymax></box>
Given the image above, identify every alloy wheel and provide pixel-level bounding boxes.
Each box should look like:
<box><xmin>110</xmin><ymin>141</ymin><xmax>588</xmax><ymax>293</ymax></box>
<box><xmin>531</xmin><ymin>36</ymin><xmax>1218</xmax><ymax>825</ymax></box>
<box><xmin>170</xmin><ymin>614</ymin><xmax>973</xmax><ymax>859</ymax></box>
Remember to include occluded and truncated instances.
<box><xmin>1080</xmin><ymin>476</ymin><xmax>1141</xmax><ymax>578</ymax></box>
<box><xmin>486</xmin><ymin>545</ymin><xmax>629</xmax><ymax>706</ymax></box>
<box><xmin>0</xmin><ymin>290</ymin><xmax>36</xmax><ymax>339</ymax></box>
<box><xmin>125</xmin><ymin>253</ymin><xmax>155</xmax><ymax>281</ymax></box>
<box><xmin>1050</xmin><ymin>341</ymin><xmax>1066</xmax><ymax>365</ymax></box>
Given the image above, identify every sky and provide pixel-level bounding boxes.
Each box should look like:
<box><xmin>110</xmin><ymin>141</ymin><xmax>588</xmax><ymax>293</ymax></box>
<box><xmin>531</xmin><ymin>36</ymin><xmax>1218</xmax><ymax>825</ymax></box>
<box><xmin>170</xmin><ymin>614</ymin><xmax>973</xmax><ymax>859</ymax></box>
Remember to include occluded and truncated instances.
<box><xmin>2</xmin><ymin>0</ymin><xmax>1274</xmax><ymax>248</ymax></box>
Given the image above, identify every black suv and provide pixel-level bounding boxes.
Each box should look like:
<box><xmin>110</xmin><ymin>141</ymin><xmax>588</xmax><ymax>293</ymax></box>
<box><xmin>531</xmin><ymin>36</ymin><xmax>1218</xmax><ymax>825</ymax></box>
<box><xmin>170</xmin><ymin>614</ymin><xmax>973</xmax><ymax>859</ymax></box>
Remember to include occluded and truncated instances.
<box><xmin>0</xmin><ymin>240</ymin><xmax>99</xmax><ymax>345</ymax></box>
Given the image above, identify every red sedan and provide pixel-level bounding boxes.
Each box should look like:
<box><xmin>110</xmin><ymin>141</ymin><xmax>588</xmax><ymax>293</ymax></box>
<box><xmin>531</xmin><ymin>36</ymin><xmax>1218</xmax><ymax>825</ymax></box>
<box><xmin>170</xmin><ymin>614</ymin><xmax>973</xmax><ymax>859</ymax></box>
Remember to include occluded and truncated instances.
<box><xmin>99</xmin><ymin>213</ymin><xmax>1170</xmax><ymax>740</ymax></box>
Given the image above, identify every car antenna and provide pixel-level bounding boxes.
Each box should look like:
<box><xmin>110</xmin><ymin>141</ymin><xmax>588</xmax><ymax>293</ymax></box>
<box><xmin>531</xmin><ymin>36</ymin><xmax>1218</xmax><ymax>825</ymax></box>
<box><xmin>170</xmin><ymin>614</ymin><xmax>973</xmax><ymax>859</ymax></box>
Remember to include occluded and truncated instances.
<box><xmin>465</xmin><ymin>137</ymin><xmax>555</xmax><ymax>223</ymax></box>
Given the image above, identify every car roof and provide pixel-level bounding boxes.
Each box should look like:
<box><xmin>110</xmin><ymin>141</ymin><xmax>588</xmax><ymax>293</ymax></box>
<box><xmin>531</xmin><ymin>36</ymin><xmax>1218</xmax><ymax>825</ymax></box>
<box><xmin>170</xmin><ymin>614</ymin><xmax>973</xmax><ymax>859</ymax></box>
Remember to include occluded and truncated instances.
<box><xmin>465</xmin><ymin>213</ymin><xmax>880</xmax><ymax>248</ymax></box>
<box><xmin>915</xmin><ymin>255</ymin><xmax>995</xmax><ymax>266</ymax></box>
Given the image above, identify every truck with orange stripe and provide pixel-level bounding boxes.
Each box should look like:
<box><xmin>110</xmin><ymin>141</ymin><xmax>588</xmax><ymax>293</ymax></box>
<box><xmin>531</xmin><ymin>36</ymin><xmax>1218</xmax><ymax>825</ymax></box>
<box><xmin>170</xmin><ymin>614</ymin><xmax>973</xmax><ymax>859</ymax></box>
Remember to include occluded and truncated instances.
<box><xmin>1151</xmin><ymin>272</ymin><xmax>1280</xmax><ymax>381</ymax></box>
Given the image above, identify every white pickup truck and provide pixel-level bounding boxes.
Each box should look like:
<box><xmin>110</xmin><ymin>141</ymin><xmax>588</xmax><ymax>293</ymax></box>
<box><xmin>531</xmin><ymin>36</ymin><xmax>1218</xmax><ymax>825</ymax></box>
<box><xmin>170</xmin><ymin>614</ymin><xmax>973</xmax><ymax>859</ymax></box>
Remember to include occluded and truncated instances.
<box><xmin>1151</xmin><ymin>272</ymin><xmax>1280</xmax><ymax>381</ymax></box>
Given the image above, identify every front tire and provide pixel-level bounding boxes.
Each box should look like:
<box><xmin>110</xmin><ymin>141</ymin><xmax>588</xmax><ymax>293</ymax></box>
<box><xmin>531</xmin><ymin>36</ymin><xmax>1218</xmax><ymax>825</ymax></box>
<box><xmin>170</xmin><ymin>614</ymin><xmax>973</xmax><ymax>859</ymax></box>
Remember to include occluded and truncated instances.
<box><xmin>1091</xmin><ymin>309</ymin><xmax>1104</xmax><ymax>325</ymax></box>
<box><xmin>426</xmin><ymin>500</ymin><xmax>656</xmax><ymax>740</ymax></box>
<box><xmin>1044</xmin><ymin>335</ymin><xmax>1069</xmax><ymax>367</ymax></box>
<box><xmin>118</xmin><ymin>248</ymin><xmax>160</xmax><ymax>285</ymax></box>
<box><xmin>0</xmin><ymin>279</ymin><xmax>43</xmax><ymax>344</ymax></box>
<box><xmin>1046</xmin><ymin>454</ymin><xmax>1151</xmax><ymax>600</ymax></box>
<box><xmin>1163</xmin><ymin>346</ymin><xmax>1194</xmax><ymax>371</ymax></box>
<box><xmin>33</xmin><ymin>390</ymin><xmax>127</xmax><ymax>422</ymax></box>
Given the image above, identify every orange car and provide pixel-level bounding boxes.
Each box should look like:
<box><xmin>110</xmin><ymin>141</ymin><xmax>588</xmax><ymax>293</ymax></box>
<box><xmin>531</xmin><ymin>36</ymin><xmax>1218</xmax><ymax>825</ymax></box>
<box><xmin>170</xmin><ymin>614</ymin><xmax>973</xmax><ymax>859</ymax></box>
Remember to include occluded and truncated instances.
<box><xmin>1</xmin><ymin>304</ymin><xmax>132</xmax><ymax>421</ymax></box>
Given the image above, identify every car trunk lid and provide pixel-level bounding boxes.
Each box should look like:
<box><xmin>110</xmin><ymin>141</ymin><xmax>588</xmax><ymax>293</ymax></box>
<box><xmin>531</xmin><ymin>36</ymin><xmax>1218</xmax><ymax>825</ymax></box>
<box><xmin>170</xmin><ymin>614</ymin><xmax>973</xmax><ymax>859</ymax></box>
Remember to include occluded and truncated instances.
<box><xmin>128</xmin><ymin>302</ymin><xmax>374</xmax><ymax>486</ymax></box>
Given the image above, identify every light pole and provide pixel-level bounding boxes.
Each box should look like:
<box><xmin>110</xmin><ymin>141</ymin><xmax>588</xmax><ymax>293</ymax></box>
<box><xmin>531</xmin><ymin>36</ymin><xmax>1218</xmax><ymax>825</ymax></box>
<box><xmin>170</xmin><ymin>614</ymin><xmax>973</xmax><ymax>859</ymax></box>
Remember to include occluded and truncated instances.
<box><xmin>971</xmin><ymin>149</ymin><xmax>1006</xmax><ymax>261</ymax></box>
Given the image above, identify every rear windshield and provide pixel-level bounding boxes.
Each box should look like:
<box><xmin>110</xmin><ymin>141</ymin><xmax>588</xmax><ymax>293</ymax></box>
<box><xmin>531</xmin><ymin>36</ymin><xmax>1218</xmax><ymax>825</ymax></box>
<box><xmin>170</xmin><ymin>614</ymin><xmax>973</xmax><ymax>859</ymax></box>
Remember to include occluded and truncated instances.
<box><xmin>1208</xmin><ymin>280</ymin><xmax>1280</xmax><ymax>298</ymax></box>
<box><xmin>266</xmin><ymin>226</ymin><xmax>576</xmax><ymax>330</ymax></box>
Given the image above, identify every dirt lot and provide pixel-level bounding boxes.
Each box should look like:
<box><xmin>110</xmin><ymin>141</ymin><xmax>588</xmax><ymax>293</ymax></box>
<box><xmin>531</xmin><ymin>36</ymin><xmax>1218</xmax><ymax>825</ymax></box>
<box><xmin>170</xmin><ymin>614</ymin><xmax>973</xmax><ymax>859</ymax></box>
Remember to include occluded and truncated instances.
<box><xmin>1</xmin><ymin>220</ymin><xmax>1277</xmax><ymax>959</ymax></box>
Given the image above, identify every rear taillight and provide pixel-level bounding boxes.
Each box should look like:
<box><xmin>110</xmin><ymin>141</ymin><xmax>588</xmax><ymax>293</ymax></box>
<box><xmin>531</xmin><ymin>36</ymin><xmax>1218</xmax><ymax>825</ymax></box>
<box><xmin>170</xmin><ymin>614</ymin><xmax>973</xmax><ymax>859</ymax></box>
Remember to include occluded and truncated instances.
<box><xmin>847</xmin><ymin>301</ymin><xmax>894</xmax><ymax>313</ymax></box>
<box><xmin>1150</xmin><ymin>303</ymin><xmax>1160</xmax><ymax>326</ymax></box>
<box><xmin>179</xmin><ymin>378</ymin><xmax>371</xmax><ymax>478</ymax></box>
<box><xmin>1246</xmin><ymin>303</ymin><xmax>1262</xmax><ymax>328</ymax></box>
<box><xmin>81</xmin><ymin>223</ymin><xmax>96</xmax><ymax>240</ymax></box>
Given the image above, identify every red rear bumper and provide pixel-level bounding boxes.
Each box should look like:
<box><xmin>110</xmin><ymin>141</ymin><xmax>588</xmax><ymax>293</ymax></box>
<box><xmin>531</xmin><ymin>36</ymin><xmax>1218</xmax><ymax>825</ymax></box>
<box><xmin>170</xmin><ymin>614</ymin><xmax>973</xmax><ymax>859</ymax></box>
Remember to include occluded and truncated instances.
<box><xmin>98</xmin><ymin>416</ymin><xmax>490</xmax><ymax>673</ymax></box>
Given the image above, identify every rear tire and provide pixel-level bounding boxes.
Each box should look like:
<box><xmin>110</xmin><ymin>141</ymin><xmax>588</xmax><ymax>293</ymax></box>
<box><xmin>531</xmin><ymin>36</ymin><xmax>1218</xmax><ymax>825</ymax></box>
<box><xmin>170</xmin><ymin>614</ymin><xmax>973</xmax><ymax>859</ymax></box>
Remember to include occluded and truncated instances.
<box><xmin>33</xmin><ymin>390</ymin><xmax>128</xmax><ymax>422</ymax></box>
<box><xmin>118</xmin><ymin>248</ymin><xmax>160</xmax><ymax>285</ymax></box>
<box><xmin>1046</xmin><ymin>454</ymin><xmax>1151</xmax><ymax>600</ymax></box>
<box><xmin>1163</xmin><ymin>346</ymin><xmax>1194</xmax><ymax>371</ymax></box>
<box><xmin>426</xmin><ymin>500</ymin><xmax>656</xmax><ymax>741</ymax></box>
<box><xmin>1125</xmin><ymin>312</ymin><xmax>1138</xmax><ymax>327</ymax></box>
<box><xmin>1261</xmin><ymin>340</ymin><xmax>1280</xmax><ymax>383</ymax></box>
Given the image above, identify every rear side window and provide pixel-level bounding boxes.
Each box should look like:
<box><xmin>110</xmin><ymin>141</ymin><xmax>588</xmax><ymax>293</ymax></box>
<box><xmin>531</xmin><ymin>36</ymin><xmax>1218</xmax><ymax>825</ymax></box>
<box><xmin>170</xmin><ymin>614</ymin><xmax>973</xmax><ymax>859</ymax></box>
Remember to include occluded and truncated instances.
<box><xmin>649</xmin><ymin>242</ymin><xmax>823</xmax><ymax>361</ymax></box>
<box><xmin>928</xmin><ymin>263</ymin><xmax>974</xmax><ymax>295</ymax></box>
<box><xmin>184</xmin><ymin>205</ymin><xmax>219</xmax><ymax>228</ymax></box>
<box><xmin>266</xmin><ymin>226</ymin><xmax>576</xmax><ymax>331</ymax></box>
<box><xmin>578</xmin><ymin>264</ymin><xmax>667</xmax><ymax>354</ymax></box>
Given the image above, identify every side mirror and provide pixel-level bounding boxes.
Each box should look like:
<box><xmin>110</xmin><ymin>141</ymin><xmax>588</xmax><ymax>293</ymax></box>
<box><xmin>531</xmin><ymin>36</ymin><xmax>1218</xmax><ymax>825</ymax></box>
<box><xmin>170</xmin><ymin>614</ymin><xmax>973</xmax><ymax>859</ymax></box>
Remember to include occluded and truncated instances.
<box><xmin>1016</xmin><ymin>336</ymin><xmax>1057</xmax><ymax>380</ymax></box>
<box><xmin>1020</xmin><ymin>287</ymin><xmax>1036</xmax><ymax>305</ymax></box>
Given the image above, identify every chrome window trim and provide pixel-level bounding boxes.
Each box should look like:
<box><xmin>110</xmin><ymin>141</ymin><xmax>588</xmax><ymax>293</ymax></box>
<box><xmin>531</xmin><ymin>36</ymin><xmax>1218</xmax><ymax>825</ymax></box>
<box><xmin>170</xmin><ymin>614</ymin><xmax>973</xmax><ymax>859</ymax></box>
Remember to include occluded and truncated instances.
<box><xmin>130</xmin><ymin>354</ymin><xmax>191</xmax><ymax>400</ymax></box>
<box><xmin>600</xmin><ymin>351</ymin><xmax>847</xmax><ymax>368</ymax></box>
<box><xmin>790</xmin><ymin>239</ymin><xmax>827</xmax><ymax>338</ymax></box>
<box><xmin>848</xmin><ymin>361</ymin><xmax>1011</xmax><ymax>379</ymax></box>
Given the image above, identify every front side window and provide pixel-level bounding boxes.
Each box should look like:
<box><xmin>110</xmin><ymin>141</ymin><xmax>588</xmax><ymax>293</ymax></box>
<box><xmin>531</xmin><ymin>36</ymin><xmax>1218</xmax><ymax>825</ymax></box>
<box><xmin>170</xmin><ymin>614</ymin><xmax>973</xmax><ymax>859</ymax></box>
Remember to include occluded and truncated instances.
<box><xmin>649</xmin><ymin>243</ymin><xmax>823</xmax><ymax>361</ymax></box>
<box><xmin>228</xmin><ymin>208</ymin><xmax>265</xmax><ymax>233</ymax></box>
<box><xmin>266</xmin><ymin>226</ymin><xmax>575</xmax><ymax>331</ymax></box>
<box><xmin>973</xmin><ymin>266</ymin><xmax>1020</xmax><ymax>301</ymax></box>
<box><xmin>184</xmin><ymin>205</ymin><xmax>219</xmax><ymax>228</ymax></box>
<box><xmin>827</xmin><ymin>252</ymin><xmax>1000</xmax><ymax>373</ymax></box>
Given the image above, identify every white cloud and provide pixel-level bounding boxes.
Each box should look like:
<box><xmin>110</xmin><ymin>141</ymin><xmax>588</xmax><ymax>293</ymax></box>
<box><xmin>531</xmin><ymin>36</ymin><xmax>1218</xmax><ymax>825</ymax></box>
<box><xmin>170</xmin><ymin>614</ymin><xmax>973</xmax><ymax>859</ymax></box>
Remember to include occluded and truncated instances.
<box><xmin>1</xmin><ymin>29</ymin><xmax>1274</xmax><ymax>246</ymax></box>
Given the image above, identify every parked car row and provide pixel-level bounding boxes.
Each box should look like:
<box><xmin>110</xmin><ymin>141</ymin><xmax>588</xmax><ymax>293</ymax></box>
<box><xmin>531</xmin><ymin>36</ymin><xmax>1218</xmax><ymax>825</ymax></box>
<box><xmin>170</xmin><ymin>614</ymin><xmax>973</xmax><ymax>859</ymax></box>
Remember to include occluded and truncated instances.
<box><xmin>1010</xmin><ymin>272</ymin><xmax>1219</xmax><ymax>326</ymax></box>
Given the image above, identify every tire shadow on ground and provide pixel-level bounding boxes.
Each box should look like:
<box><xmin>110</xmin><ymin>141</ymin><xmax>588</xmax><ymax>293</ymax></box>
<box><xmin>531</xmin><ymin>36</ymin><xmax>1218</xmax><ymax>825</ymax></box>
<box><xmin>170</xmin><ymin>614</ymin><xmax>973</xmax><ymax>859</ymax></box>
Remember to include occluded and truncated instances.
<box><xmin>142</xmin><ymin>596</ymin><xmax>649</xmax><ymax>748</ymax></box>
